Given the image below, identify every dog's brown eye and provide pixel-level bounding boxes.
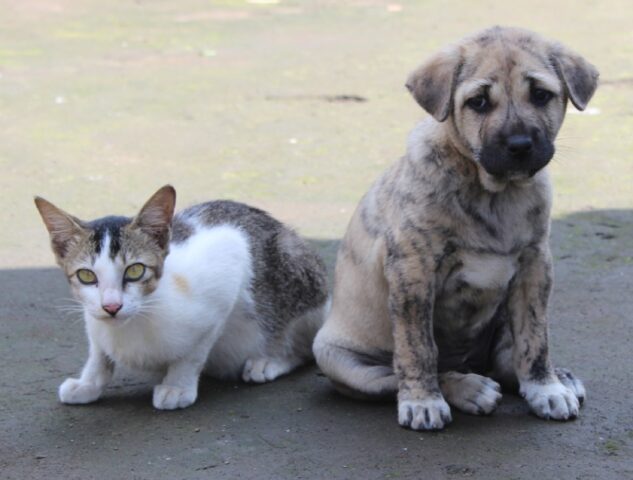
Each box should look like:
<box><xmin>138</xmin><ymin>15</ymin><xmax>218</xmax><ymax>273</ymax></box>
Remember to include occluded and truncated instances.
<box><xmin>531</xmin><ymin>88</ymin><xmax>554</xmax><ymax>106</ymax></box>
<box><xmin>466</xmin><ymin>95</ymin><xmax>490</xmax><ymax>113</ymax></box>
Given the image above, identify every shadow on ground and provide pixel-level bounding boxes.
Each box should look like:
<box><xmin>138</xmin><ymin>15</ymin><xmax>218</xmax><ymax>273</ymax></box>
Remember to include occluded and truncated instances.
<box><xmin>1</xmin><ymin>210</ymin><xmax>632</xmax><ymax>480</ymax></box>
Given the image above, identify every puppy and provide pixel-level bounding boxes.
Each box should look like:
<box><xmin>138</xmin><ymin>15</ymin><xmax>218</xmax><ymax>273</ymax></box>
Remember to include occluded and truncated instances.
<box><xmin>313</xmin><ymin>26</ymin><xmax>598</xmax><ymax>431</ymax></box>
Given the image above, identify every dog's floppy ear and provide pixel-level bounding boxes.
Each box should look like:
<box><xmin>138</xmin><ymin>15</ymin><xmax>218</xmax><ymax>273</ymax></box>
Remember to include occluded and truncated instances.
<box><xmin>549</xmin><ymin>43</ymin><xmax>599</xmax><ymax>111</ymax></box>
<box><xmin>405</xmin><ymin>46</ymin><xmax>462</xmax><ymax>122</ymax></box>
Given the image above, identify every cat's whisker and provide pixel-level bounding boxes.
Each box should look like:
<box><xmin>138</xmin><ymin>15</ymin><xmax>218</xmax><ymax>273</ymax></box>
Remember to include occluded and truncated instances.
<box><xmin>57</xmin><ymin>313</ymin><xmax>83</xmax><ymax>319</ymax></box>
<box><xmin>137</xmin><ymin>302</ymin><xmax>162</xmax><ymax>314</ymax></box>
<box><xmin>133</xmin><ymin>313</ymin><xmax>154</xmax><ymax>323</ymax></box>
<box><xmin>54</xmin><ymin>297</ymin><xmax>83</xmax><ymax>308</ymax></box>
<box><xmin>55</xmin><ymin>310</ymin><xmax>85</xmax><ymax>326</ymax></box>
<box><xmin>56</xmin><ymin>305</ymin><xmax>85</xmax><ymax>315</ymax></box>
<box><xmin>36</xmin><ymin>186</ymin><xmax>328</xmax><ymax>410</ymax></box>
<box><xmin>56</xmin><ymin>303</ymin><xmax>83</xmax><ymax>310</ymax></box>
<box><xmin>134</xmin><ymin>310</ymin><xmax>159</xmax><ymax>322</ymax></box>
<box><xmin>139</xmin><ymin>299</ymin><xmax>161</xmax><ymax>306</ymax></box>
<box><xmin>55</xmin><ymin>301</ymin><xmax>81</xmax><ymax>307</ymax></box>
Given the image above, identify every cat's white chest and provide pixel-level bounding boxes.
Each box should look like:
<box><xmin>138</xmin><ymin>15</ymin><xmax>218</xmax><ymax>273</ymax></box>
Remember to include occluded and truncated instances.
<box><xmin>88</xmin><ymin>312</ymin><xmax>191</xmax><ymax>370</ymax></box>
<box><xmin>87</xmin><ymin>224</ymin><xmax>255</xmax><ymax>371</ymax></box>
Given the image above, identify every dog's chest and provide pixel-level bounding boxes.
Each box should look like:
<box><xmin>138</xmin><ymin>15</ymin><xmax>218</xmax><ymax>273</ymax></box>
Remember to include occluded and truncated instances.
<box><xmin>433</xmin><ymin>251</ymin><xmax>518</xmax><ymax>371</ymax></box>
<box><xmin>454</xmin><ymin>251</ymin><xmax>518</xmax><ymax>290</ymax></box>
<box><xmin>435</xmin><ymin>251</ymin><xmax>518</xmax><ymax>331</ymax></box>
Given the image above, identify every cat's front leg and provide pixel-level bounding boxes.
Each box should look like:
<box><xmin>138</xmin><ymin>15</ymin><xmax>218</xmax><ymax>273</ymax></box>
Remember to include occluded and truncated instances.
<box><xmin>153</xmin><ymin>338</ymin><xmax>211</xmax><ymax>410</ymax></box>
<box><xmin>59</xmin><ymin>341</ymin><xmax>114</xmax><ymax>405</ymax></box>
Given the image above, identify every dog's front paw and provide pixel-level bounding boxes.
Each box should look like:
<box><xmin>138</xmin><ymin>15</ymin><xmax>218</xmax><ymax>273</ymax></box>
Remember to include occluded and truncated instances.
<box><xmin>520</xmin><ymin>380</ymin><xmax>579</xmax><ymax>421</ymax></box>
<box><xmin>440</xmin><ymin>372</ymin><xmax>502</xmax><ymax>415</ymax></box>
<box><xmin>398</xmin><ymin>396</ymin><xmax>452</xmax><ymax>431</ymax></box>
<box><xmin>59</xmin><ymin>378</ymin><xmax>102</xmax><ymax>404</ymax></box>
<box><xmin>153</xmin><ymin>384</ymin><xmax>197</xmax><ymax>410</ymax></box>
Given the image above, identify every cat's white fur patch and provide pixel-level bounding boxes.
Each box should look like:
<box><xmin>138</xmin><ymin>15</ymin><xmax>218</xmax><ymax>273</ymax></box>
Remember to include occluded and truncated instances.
<box><xmin>59</xmin><ymin>219</ymin><xmax>326</xmax><ymax>409</ymax></box>
<box><xmin>87</xmin><ymin>224</ymin><xmax>255</xmax><ymax>375</ymax></box>
<box><xmin>59</xmin><ymin>378</ymin><xmax>103</xmax><ymax>404</ymax></box>
<box><xmin>153</xmin><ymin>384</ymin><xmax>197</xmax><ymax>410</ymax></box>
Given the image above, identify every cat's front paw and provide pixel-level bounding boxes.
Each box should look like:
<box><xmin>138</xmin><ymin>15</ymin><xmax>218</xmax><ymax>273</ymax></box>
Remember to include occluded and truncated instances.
<box><xmin>398</xmin><ymin>396</ymin><xmax>452</xmax><ymax>431</ymax></box>
<box><xmin>520</xmin><ymin>380</ymin><xmax>579</xmax><ymax>421</ymax></box>
<box><xmin>59</xmin><ymin>378</ymin><xmax>102</xmax><ymax>404</ymax></box>
<box><xmin>152</xmin><ymin>384</ymin><xmax>197</xmax><ymax>410</ymax></box>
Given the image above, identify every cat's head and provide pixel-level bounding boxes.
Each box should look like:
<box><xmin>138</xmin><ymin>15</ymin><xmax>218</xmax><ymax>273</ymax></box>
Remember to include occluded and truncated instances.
<box><xmin>35</xmin><ymin>185</ymin><xmax>176</xmax><ymax>324</ymax></box>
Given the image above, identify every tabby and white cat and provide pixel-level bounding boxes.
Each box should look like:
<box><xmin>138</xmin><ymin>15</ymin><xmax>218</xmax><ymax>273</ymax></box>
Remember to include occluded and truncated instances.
<box><xmin>35</xmin><ymin>186</ymin><xmax>328</xmax><ymax>410</ymax></box>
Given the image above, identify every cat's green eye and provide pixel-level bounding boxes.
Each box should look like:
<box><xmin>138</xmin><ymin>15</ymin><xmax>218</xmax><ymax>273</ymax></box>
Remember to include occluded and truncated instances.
<box><xmin>124</xmin><ymin>263</ymin><xmax>146</xmax><ymax>282</ymax></box>
<box><xmin>76</xmin><ymin>269</ymin><xmax>97</xmax><ymax>285</ymax></box>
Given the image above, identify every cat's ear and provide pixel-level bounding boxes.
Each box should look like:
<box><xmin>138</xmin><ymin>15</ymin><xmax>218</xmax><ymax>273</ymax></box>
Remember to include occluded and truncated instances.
<box><xmin>132</xmin><ymin>185</ymin><xmax>176</xmax><ymax>250</ymax></box>
<box><xmin>34</xmin><ymin>197</ymin><xmax>87</xmax><ymax>260</ymax></box>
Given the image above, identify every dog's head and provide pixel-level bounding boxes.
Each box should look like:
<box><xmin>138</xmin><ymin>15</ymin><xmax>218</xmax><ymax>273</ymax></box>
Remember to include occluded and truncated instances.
<box><xmin>406</xmin><ymin>27</ymin><xmax>598</xmax><ymax>182</ymax></box>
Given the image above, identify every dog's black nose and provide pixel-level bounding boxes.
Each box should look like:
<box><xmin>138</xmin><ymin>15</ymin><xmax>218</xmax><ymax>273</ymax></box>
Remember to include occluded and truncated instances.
<box><xmin>507</xmin><ymin>134</ymin><xmax>533</xmax><ymax>155</ymax></box>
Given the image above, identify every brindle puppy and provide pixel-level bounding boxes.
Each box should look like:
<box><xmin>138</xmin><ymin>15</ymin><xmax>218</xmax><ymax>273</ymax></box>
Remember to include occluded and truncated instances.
<box><xmin>313</xmin><ymin>26</ymin><xmax>598</xmax><ymax>431</ymax></box>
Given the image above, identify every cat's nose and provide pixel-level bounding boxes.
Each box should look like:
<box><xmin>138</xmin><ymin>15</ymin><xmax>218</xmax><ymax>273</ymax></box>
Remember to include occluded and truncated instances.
<box><xmin>102</xmin><ymin>303</ymin><xmax>122</xmax><ymax>317</ymax></box>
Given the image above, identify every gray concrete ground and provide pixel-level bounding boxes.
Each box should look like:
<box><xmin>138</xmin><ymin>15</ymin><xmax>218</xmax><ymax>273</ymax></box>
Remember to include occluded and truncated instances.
<box><xmin>1</xmin><ymin>1</ymin><xmax>632</xmax><ymax>479</ymax></box>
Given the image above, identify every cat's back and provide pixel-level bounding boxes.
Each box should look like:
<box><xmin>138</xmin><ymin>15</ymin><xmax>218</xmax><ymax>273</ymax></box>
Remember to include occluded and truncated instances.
<box><xmin>173</xmin><ymin>200</ymin><xmax>281</xmax><ymax>243</ymax></box>
<box><xmin>172</xmin><ymin>200</ymin><xmax>328</xmax><ymax>325</ymax></box>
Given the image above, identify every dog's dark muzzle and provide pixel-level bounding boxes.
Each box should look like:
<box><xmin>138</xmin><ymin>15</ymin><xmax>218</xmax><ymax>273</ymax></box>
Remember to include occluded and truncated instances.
<box><xmin>480</xmin><ymin>131</ymin><xmax>555</xmax><ymax>178</ymax></box>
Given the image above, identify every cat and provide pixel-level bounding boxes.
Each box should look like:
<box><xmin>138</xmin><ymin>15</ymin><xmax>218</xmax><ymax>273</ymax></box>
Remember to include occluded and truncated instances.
<box><xmin>35</xmin><ymin>185</ymin><xmax>329</xmax><ymax>410</ymax></box>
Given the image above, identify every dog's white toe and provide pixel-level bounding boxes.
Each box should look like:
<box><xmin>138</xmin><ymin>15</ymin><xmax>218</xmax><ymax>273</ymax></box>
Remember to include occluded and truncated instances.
<box><xmin>398</xmin><ymin>396</ymin><xmax>452</xmax><ymax>431</ymax></box>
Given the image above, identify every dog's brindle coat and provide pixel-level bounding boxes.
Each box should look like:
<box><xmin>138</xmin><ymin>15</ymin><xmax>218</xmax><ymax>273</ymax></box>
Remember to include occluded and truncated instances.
<box><xmin>313</xmin><ymin>27</ymin><xmax>598</xmax><ymax>430</ymax></box>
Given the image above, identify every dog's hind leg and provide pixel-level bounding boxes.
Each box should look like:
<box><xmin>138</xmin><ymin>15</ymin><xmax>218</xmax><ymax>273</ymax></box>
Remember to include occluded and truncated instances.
<box><xmin>487</xmin><ymin>321</ymin><xmax>520</xmax><ymax>392</ymax></box>
<box><xmin>313</xmin><ymin>340</ymin><xmax>398</xmax><ymax>400</ymax></box>
<box><xmin>314</xmin><ymin>338</ymin><xmax>504</xmax><ymax>414</ymax></box>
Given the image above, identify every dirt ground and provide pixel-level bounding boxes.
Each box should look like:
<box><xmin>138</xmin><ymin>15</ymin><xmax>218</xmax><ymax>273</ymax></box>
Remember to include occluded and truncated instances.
<box><xmin>0</xmin><ymin>1</ymin><xmax>632</xmax><ymax>479</ymax></box>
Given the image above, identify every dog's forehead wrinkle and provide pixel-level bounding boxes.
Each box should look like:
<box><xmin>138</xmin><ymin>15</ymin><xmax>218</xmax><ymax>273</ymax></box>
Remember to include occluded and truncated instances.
<box><xmin>514</xmin><ymin>46</ymin><xmax>554</xmax><ymax>74</ymax></box>
<box><xmin>461</xmin><ymin>79</ymin><xmax>493</xmax><ymax>97</ymax></box>
<box><xmin>462</xmin><ymin>40</ymin><xmax>552</xmax><ymax>89</ymax></box>
<box><xmin>524</xmin><ymin>71</ymin><xmax>562</xmax><ymax>93</ymax></box>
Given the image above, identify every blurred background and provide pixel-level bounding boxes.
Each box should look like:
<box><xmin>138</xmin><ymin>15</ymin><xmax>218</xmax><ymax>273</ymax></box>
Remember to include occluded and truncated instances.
<box><xmin>1</xmin><ymin>0</ymin><xmax>631</xmax><ymax>267</ymax></box>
